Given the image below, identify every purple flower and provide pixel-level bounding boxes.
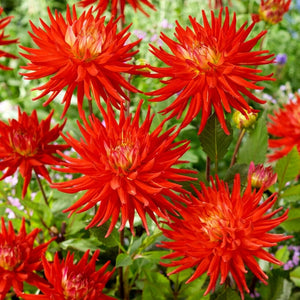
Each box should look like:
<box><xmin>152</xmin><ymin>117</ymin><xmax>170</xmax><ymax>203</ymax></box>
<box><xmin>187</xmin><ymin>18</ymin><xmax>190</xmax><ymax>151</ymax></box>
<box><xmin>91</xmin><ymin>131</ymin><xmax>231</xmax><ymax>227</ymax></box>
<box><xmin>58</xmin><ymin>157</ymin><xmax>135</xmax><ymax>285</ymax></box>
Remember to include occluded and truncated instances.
<box><xmin>132</xmin><ymin>29</ymin><xmax>147</xmax><ymax>40</ymax></box>
<box><xmin>160</xmin><ymin>19</ymin><xmax>173</xmax><ymax>29</ymax></box>
<box><xmin>275</xmin><ymin>53</ymin><xmax>287</xmax><ymax>65</ymax></box>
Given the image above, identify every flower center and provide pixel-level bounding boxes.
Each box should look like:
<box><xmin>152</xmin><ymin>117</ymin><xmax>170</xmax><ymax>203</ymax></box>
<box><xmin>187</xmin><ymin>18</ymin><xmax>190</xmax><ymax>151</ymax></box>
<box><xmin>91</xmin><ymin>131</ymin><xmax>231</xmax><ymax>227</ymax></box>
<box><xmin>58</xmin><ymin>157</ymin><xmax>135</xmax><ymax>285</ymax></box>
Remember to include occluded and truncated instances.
<box><xmin>0</xmin><ymin>245</ymin><xmax>21</xmax><ymax>271</ymax></box>
<box><xmin>65</xmin><ymin>19</ymin><xmax>104</xmax><ymax>61</ymax></box>
<box><xmin>10</xmin><ymin>129</ymin><xmax>37</xmax><ymax>157</ymax></box>
<box><xmin>62</xmin><ymin>269</ymin><xmax>91</xmax><ymax>300</ymax></box>
<box><xmin>109</xmin><ymin>142</ymin><xmax>135</xmax><ymax>172</ymax></box>
<box><xmin>182</xmin><ymin>44</ymin><xmax>222</xmax><ymax>73</ymax></box>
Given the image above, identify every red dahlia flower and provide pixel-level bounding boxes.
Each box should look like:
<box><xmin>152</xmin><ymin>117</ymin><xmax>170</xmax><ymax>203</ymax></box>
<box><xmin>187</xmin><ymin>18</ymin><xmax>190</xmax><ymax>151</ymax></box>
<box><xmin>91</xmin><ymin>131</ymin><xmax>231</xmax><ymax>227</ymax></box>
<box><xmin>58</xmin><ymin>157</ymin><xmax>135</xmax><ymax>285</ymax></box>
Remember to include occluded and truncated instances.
<box><xmin>148</xmin><ymin>8</ymin><xmax>274</xmax><ymax>134</ymax></box>
<box><xmin>252</xmin><ymin>0</ymin><xmax>292</xmax><ymax>25</ymax></box>
<box><xmin>20</xmin><ymin>5</ymin><xmax>141</xmax><ymax>118</ymax></box>
<box><xmin>0</xmin><ymin>218</ymin><xmax>53</xmax><ymax>299</ymax></box>
<box><xmin>268</xmin><ymin>95</ymin><xmax>300</xmax><ymax>161</ymax></box>
<box><xmin>20</xmin><ymin>250</ymin><xmax>115</xmax><ymax>300</ymax></box>
<box><xmin>160</xmin><ymin>175</ymin><xmax>290</xmax><ymax>300</ymax></box>
<box><xmin>0</xmin><ymin>7</ymin><xmax>18</xmax><ymax>70</ymax></box>
<box><xmin>77</xmin><ymin>0</ymin><xmax>155</xmax><ymax>21</ymax></box>
<box><xmin>0</xmin><ymin>108</ymin><xmax>68</xmax><ymax>198</ymax></box>
<box><xmin>53</xmin><ymin>101</ymin><xmax>194</xmax><ymax>236</ymax></box>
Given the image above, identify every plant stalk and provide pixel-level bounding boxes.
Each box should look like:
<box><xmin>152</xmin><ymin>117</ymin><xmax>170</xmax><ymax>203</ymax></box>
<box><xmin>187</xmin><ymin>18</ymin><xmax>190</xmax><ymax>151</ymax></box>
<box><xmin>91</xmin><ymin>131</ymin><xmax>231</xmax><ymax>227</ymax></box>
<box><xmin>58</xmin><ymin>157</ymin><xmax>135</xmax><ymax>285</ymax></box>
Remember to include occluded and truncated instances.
<box><xmin>34</xmin><ymin>170</ymin><xmax>49</xmax><ymax>207</ymax></box>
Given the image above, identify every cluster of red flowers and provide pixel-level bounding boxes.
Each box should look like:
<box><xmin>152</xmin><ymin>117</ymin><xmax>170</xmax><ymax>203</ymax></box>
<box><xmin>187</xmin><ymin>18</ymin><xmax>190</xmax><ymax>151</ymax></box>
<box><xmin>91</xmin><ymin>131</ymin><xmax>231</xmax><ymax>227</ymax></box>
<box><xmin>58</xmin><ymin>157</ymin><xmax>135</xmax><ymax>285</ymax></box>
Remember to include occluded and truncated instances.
<box><xmin>0</xmin><ymin>0</ymin><xmax>295</xmax><ymax>298</ymax></box>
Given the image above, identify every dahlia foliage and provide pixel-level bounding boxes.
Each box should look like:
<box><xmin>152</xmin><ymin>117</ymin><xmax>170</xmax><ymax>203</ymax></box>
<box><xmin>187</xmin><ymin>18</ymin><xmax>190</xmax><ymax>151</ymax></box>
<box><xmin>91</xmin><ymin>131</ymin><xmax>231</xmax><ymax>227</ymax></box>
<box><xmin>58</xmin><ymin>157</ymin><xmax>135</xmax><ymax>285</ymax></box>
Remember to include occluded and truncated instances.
<box><xmin>148</xmin><ymin>8</ymin><xmax>274</xmax><ymax>134</ymax></box>
<box><xmin>20</xmin><ymin>5</ymin><xmax>141</xmax><ymax>118</ymax></box>
<box><xmin>0</xmin><ymin>1</ymin><xmax>297</xmax><ymax>299</ymax></box>
<box><xmin>0</xmin><ymin>7</ymin><xmax>18</xmax><ymax>70</ymax></box>
<box><xmin>0</xmin><ymin>218</ymin><xmax>53</xmax><ymax>300</ymax></box>
<box><xmin>160</xmin><ymin>175</ymin><xmax>290</xmax><ymax>300</ymax></box>
<box><xmin>53</xmin><ymin>101</ymin><xmax>194</xmax><ymax>236</ymax></box>
<box><xmin>0</xmin><ymin>108</ymin><xmax>68</xmax><ymax>198</ymax></box>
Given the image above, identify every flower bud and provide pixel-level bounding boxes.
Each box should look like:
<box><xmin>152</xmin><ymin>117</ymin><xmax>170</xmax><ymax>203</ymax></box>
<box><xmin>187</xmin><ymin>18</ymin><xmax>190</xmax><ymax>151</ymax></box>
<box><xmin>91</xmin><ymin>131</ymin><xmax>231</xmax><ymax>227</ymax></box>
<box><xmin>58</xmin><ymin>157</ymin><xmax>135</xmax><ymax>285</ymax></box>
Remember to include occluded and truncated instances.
<box><xmin>252</xmin><ymin>0</ymin><xmax>292</xmax><ymax>25</ymax></box>
<box><xmin>233</xmin><ymin>109</ymin><xmax>258</xmax><ymax>129</ymax></box>
<box><xmin>248</xmin><ymin>161</ymin><xmax>277</xmax><ymax>190</ymax></box>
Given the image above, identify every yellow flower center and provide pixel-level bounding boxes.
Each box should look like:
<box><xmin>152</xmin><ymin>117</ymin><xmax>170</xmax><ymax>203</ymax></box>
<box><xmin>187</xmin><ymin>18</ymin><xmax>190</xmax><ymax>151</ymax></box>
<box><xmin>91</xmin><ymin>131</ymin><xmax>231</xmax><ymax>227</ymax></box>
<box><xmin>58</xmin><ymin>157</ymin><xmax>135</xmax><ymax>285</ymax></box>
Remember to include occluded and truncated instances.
<box><xmin>0</xmin><ymin>245</ymin><xmax>21</xmax><ymax>271</ymax></box>
<box><xmin>65</xmin><ymin>19</ymin><xmax>104</xmax><ymax>61</ymax></box>
<box><xmin>62</xmin><ymin>269</ymin><xmax>91</xmax><ymax>300</ymax></box>
<box><xmin>182</xmin><ymin>44</ymin><xmax>223</xmax><ymax>74</ymax></box>
<box><xmin>199</xmin><ymin>206</ymin><xmax>227</xmax><ymax>242</ymax></box>
<box><xmin>110</xmin><ymin>142</ymin><xmax>135</xmax><ymax>172</ymax></box>
<box><xmin>10</xmin><ymin>130</ymin><xmax>38</xmax><ymax>157</ymax></box>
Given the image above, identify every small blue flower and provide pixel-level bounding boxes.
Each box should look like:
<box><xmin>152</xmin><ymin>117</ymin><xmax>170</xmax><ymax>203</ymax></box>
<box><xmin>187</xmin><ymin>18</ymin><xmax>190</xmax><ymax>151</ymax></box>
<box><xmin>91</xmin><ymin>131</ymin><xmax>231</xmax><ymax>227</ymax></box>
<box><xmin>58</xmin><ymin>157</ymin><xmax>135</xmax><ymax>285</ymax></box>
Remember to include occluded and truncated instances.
<box><xmin>274</xmin><ymin>53</ymin><xmax>287</xmax><ymax>65</ymax></box>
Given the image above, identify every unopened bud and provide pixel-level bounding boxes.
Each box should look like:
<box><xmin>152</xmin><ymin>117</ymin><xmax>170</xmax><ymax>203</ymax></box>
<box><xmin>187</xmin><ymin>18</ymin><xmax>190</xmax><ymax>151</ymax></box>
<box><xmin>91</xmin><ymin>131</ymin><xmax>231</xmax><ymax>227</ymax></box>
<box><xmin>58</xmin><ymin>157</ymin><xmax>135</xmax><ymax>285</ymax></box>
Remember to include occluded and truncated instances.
<box><xmin>233</xmin><ymin>109</ymin><xmax>258</xmax><ymax>129</ymax></box>
<box><xmin>248</xmin><ymin>161</ymin><xmax>277</xmax><ymax>190</ymax></box>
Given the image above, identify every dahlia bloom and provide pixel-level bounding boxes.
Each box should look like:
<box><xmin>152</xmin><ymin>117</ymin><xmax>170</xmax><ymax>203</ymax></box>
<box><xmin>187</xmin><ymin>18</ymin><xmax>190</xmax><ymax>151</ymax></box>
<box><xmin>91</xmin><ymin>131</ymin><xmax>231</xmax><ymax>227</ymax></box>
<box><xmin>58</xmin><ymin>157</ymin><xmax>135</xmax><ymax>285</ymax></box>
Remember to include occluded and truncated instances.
<box><xmin>248</xmin><ymin>161</ymin><xmax>277</xmax><ymax>190</ymax></box>
<box><xmin>0</xmin><ymin>218</ymin><xmax>53</xmax><ymax>299</ymax></box>
<box><xmin>268</xmin><ymin>94</ymin><xmax>300</xmax><ymax>161</ymax></box>
<box><xmin>77</xmin><ymin>0</ymin><xmax>156</xmax><ymax>21</ymax></box>
<box><xmin>20</xmin><ymin>5</ymin><xmax>141</xmax><ymax>118</ymax></box>
<box><xmin>0</xmin><ymin>7</ymin><xmax>18</xmax><ymax>70</ymax></box>
<box><xmin>148</xmin><ymin>8</ymin><xmax>274</xmax><ymax>134</ymax></box>
<box><xmin>53</xmin><ymin>101</ymin><xmax>194</xmax><ymax>236</ymax></box>
<box><xmin>19</xmin><ymin>250</ymin><xmax>115</xmax><ymax>300</ymax></box>
<box><xmin>252</xmin><ymin>0</ymin><xmax>292</xmax><ymax>25</ymax></box>
<box><xmin>160</xmin><ymin>175</ymin><xmax>290</xmax><ymax>299</ymax></box>
<box><xmin>0</xmin><ymin>108</ymin><xmax>68</xmax><ymax>198</ymax></box>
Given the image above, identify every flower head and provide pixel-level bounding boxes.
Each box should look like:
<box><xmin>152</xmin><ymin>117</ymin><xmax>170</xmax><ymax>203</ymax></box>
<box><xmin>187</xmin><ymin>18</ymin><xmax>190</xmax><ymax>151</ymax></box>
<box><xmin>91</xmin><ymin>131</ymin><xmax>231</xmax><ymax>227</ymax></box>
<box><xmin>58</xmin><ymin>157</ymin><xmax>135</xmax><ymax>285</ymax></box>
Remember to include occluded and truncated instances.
<box><xmin>0</xmin><ymin>108</ymin><xmax>68</xmax><ymax>198</ymax></box>
<box><xmin>268</xmin><ymin>94</ymin><xmax>300</xmax><ymax>161</ymax></box>
<box><xmin>274</xmin><ymin>53</ymin><xmax>287</xmax><ymax>65</ymax></box>
<box><xmin>77</xmin><ymin>0</ymin><xmax>156</xmax><ymax>21</ymax></box>
<box><xmin>19</xmin><ymin>250</ymin><xmax>115</xmax><ymax>300</ymax></box>
<box><xmin>0</xmin><ymin>7</ymin><xmax>18</xmax><ymax>70</ymax></box>
<box><xmin>20</xmin><ymin>5</ymin><xmax>141</xmax><ymax>118</ymax></box>
<box><xmin>53</xmin><ymin>101</ymin><xmax>194</xmax><ymax>236</ymax></box>
<box><xmin>0</xmin><ymin>218</ymin><xmax>53</xmax><ymax>299</ymax></box>
<box><xmin>147</xmin><ymin>8</ymin><xmax>274</xmax><ymax>134</ymax></box>
<box><xmin>252</xmin><ymin>0</ymin><xmax>292</xmax><ymax>25</ymax></box>
<box><xmin>160</xmin><ymin>175</ymin><xmax>290</xmax><ymax>300</ymax></box>
<box><xmin>248</xmin><ymin>161</ymin><xmax>277</xmax><ymax>189</ymax></box>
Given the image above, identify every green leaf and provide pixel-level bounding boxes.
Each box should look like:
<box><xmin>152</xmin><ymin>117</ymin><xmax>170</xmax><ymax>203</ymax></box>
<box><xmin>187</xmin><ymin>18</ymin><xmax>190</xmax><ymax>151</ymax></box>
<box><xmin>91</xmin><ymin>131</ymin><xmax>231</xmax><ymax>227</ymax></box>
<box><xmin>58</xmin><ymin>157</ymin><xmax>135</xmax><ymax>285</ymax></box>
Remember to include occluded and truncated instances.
<box><xmin>237</xmin><ymin>115</ymin><xmax>268</xmax><ymax>164</ymax></box>
<box><xmin>142</xmin><ymin>270</ymin><xmax>172</xmax><ymax>300</ymax></box>
<box><xmin>179</xmin><ymin>274</ymin><xmax>209</xmax><ymax>300</ymax></box>
<box><xmin>89</xmin><ymin>222</ymin><xmax>120</xmax><ymax>248</ymax></box>
<box><xmin>281</xmin><ymin>184</ymin><xmax>300</xmax><ymax>202</ymax></box>
<box><xmin>258</xmin><ymin>270</ymin><xmax>292</xmax><ymax>300</ymax></box>
<box><xmin>60</xmin><ymin>237</ymin><xmax>100</xmax><ymax>252</ymax></box>
<box><xmin>280</xmin><ymin>208</ymin><xmax>300</xmax><ymax>232</ymax></box>
<box><xmin>215</xmin><ymin>288</ymin><xmax>240</xmax><ymax>300</ymax></box>
<box><xmin>199</xmin><ymin>113</ymin><xmax>233</xmax><ymax>162</ymax></box>
<box><xmin>290</xmin><ymin>267</ymin><xmax>300</xmax><ymax>287</ymax></box>
<box><xmin>274</xmin><ymin>246</ymin><xmax>290</xmax><ymax>269</ymax></box>
<box><xmin>223</xmin><ymin>163</ymin><xmax>249</xmax><ymax>185</ymax></box>
<box><xmin>115</xmin><ymin>253</ymin><xmax>133</xmax><ymax>268</ymax></box>
<box><xmin>275</xmin><ymin>147</ymin><xmax>300</xmax><ymax>191</ymax></box>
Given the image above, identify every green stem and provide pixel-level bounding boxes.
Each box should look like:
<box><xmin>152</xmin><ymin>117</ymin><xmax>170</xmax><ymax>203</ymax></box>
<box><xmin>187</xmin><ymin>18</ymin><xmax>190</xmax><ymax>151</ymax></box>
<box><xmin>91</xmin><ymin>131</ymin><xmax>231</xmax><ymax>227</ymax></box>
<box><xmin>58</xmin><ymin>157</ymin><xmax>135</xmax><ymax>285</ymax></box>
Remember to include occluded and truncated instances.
<box><xmin>118</xmin><ymin>230</ymin><xmax>130</xmax><ymax>300</ymax></box>
<box><xmin>230</xmin><ymin>129</ymin><xmax>246</xmax><ymax>168</ymax></box>
<box><xmin>34</xmin><ymin>170</ymin><xmax>49</xmax><ymax>207</ymax></box>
